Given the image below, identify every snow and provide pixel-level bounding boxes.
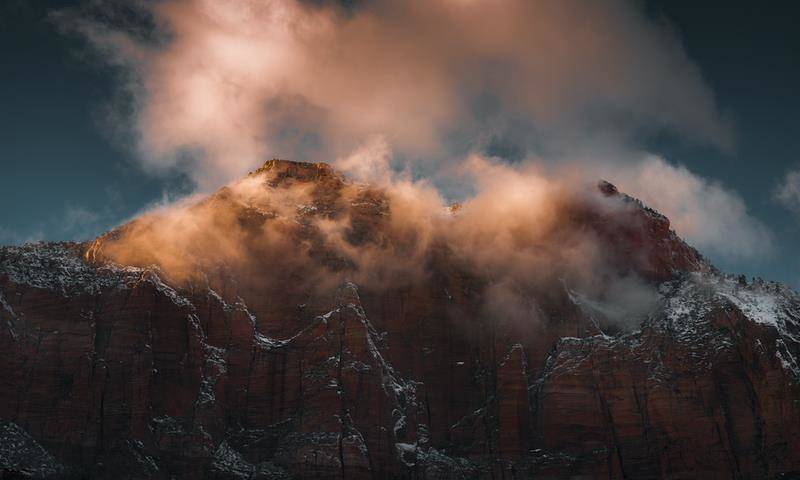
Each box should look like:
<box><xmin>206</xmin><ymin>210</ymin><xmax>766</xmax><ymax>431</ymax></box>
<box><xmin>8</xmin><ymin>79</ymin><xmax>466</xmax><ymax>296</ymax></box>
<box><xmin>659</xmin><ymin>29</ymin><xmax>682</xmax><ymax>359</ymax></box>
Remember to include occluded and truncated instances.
<box><xmin>295</xmin><ymin>203</ymin><xmax>318</xmax><ymax>215</ymax></box>
<box><xmin>0</xmin><ymin>242</ymin><xmax>199</xmax><ymax>312</ymax></box>
<box><xmin>776</xmin><ymin>338</ymin><xmax>800</xmax><ymax>380</ymax></box>
<box><xmin>0</xmin><ymin>291</ymin><xmax>16</xmax><ymax>318</ymax></box>
<box><xmin>549</xmin><ymin>276</ymin><xmax>738</xmax><ymax>378</ymax></box>
<box><xmin>253</xmin><ymin>321</ymin><xmax>315</xmax><ymax>351</ymax></box>
<box><xmin>707</xmin><ymin>273</ymin><xmax>795</xmax><ymax>331</ymax></box>
<box><xmin>324</xmin><ymin>282</ymin><xmax>418</xmax><ymax>412</ymax></box>
<box><xmin>719</xmin><ymin>287</ymin><xmax>780</xmax><ymax>327</ymax></box>
<box><xmin>657</xmin><ymin>271</ymin><xmax>800</xmax><ymax>342</ymax></box>
<box><xmin>0</xmin><ymin>242</ymin><xmax>142</xmax><ymax>295</ymax></box>
<box><xmin>395</xmin><ymin>442</ymin><xmax>417</xmax><ymax>466</ymax></box>
<box><xmin>393</xmin><ymin>412</ymin><xmax>407</xmax><ymax>436</ymax></box>
<box><xmin>0</xmin><ymin>422</ymin><xmax>63</xmax><ymax>477</ymax></box>
<box><xmin>254</xmin><ymin>331</ymin><xmax>288</xmax><ymax>349</ymax></box>
<box><xmin>394</xmin><ymin>441</ymin><xmax>479</xmax><ymax>476</ymax></box>
<box><xmin>568</xmin><ymin>289</ymin><xmax>625</xmax><ymax>327</ymax></box>
<box><xmin>197</xmin><ymin>343</ymin><xmax>228</xmax><ymax>407</ymax></box>
<box><xmin>0</xmin><ymin>291</ymin><xmax>18</xmax><ymax>340</ymax></box>
<box><xmin>138</xmin><ymin>270</ymin><xmax>194</xmax><ymax>308</ymax></box>
<box><xmin>548</xmin><ymin>271</ymin><xmax>800</xmax><ymax>382</ymax></box>
<box><xmin>150</xmin><ymin>415</ymin><xmax>186</xmax><ymax>435</ymax></box>
<box><xmin>656</xmin><ymin>274</ymin><xmax>724</xmax><ymax>347</ymax></box>
<box><xmin>123</xmin><ymin>439</ymin><xmax>159</xmax><ymax>474</ymax></box>
<box><xmin>4</xmin><ymin>236</ymin><xmax>800</xmax><ymax>476</ymax></box>
<box><xmin>211</xmin><ymin>442</ymin><xmax>255</xmax><ymax>479</ymax></box>
<box><xmin>206</xmin><ymin>288</ymin><xmax>230</xmax><ymax>312</ymax></box>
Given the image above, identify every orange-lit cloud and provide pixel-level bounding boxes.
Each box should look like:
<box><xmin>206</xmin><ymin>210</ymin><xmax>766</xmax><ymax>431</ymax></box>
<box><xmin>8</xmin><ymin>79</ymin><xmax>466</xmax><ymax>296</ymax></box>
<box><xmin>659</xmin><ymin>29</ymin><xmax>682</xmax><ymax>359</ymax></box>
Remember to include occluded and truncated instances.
<box><xmin>60</xmin><ymin>0</ymin><xmax>732</xmax><ymax>189</ymax></box>
<box><xmin>60</xmin><ymin>0</ymin><xmax>769</xmax><ymax>268</ymax></box>
<box><xmin>85</xmin><ymin>157</ymin><xmax>662</xmax><ymax>329</ymax></box>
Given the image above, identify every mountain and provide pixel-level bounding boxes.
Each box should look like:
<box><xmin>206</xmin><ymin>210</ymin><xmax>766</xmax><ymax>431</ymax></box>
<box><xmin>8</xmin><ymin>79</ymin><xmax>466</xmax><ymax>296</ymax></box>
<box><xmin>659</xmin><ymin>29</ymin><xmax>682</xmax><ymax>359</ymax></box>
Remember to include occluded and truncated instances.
<box><xmin>1</xmin><ymin>160</ymin><xmax>799</xmax><ymax>479</ymax></box>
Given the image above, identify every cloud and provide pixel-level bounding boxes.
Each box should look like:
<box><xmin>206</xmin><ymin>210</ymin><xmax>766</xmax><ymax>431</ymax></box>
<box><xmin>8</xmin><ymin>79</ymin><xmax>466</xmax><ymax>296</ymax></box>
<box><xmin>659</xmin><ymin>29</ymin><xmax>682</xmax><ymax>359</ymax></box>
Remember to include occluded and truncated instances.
<box><xmin>0</xmin><ymin>226</ymin><xmax>44</xmax><ymax>246</ymax></box>
<box><xmin>334</xmin><ymin>135</ymin><xmax>393</xmax><ymax>185</ymax></box>
<box><xmin>63</xmin><ymin>206</ymin><xmax>101</xmax><ymax>235</ymax></box>
<box><xmin>612</xmin><ymin>155</ymin><xmax>772</xmax><ymax>259</ymax></box>
<box><xmin>57</xmin><ymin>0</ymin><xmax>732</xmax><ymax>189</ymax></box>
<box><xmin>0</xmin><ymin>205</ymin><xmax>106</xmax><ymax>246</ymax></box>
<box><xmin>57</xmin><ymin>0</ymin><xmax>773</xmax><ymax>267</ymax></box>
<box><xmin>88</xmin><ymin>157</ymin><xmax>673</xmax><ymax>331</ymax></box>
<box><xmin>775</xmin><ymin>168</ymin><xmax>800</xmax><ymax>216</ymax></box>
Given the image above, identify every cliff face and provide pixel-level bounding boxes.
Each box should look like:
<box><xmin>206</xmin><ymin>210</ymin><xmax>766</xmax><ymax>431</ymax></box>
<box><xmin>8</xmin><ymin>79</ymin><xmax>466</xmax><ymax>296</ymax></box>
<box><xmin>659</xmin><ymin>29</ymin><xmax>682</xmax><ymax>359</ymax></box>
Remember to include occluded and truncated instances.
<box><xmin>1</xmin><ymin>160</ymin><xmax>799</xmax><ymax>479</ymax></box>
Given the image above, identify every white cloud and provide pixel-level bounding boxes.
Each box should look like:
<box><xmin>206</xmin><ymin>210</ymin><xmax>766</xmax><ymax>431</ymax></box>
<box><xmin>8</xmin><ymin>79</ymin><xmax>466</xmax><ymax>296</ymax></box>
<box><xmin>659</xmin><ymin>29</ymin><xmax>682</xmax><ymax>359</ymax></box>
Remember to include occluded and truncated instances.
<box><xmin>334</xmin><ymin>136</ymin><xmax>393</xmax><ymax>185</ymax></box>
<box><xmin>613</xmin><ymin>156</ymin><xmax>772</xmax><ymax>260</ymax></box>
<box><xmin>59</xmin><ymin>206</ymin><xmax>107</xmax><ymax>241</ymax></box>
<box><xmin>775</xmin><ymin>168</ymin><xmax>800</xmax><ymax>216</ymax></box>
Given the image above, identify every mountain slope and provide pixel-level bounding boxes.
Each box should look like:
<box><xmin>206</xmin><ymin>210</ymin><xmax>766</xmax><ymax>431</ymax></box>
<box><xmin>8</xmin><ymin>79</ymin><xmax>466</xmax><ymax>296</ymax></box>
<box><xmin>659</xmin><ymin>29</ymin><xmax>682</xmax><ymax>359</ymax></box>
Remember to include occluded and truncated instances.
<box><xmin>1</xmin><ymin>160</ymin><xmax>799</xmax><ymax>479</ymax></box>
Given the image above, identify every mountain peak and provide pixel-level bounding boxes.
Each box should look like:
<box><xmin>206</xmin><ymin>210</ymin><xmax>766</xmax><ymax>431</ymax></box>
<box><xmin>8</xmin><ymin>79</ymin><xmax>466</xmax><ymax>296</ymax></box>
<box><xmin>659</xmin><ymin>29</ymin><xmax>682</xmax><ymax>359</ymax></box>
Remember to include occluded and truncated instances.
<box><xmin>597</xmin><ymin>179</ymin><xmax>619</xmax><ymax>196</ymax></box>
<box><xmin>250</xmin><ymin>159</ymin><xmax>339</xmax><ymax>183</ymax></box>
<box><xmin>2</xmin><ymin>160</ymin><xmax>799</xmax><ymax>479</ymax></box>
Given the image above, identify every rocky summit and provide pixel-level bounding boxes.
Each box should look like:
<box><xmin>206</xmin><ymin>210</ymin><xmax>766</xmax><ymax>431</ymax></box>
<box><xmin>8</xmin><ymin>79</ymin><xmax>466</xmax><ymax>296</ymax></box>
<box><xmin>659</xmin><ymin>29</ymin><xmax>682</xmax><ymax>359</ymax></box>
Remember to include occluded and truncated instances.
<box><xmin>1</xmin><ymin>160</ymin><xmax>799</xmax><ymax>479</ymax></box>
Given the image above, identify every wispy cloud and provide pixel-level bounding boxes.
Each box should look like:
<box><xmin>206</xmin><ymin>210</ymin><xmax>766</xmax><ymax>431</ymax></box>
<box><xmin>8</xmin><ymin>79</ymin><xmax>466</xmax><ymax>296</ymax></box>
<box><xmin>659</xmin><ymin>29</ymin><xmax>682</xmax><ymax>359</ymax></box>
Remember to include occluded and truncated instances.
<box><xmin>0</xmin><ymin>226</ymin><xmax>44</xmax><ymax>245</ymax></box>
<box><xmin>775</xmin><ymin>167</ymin><xmax>800</xmax><ymax>217</ymax></box>
<box><xmin>61</xmin><ymin>205</ymin><xmax>103</xmax><ymax>240</ymax></box>
<box><xmin>613</xmin><ymin>156</ymin><xmax>772</xmax><ymax>259</ymax></box>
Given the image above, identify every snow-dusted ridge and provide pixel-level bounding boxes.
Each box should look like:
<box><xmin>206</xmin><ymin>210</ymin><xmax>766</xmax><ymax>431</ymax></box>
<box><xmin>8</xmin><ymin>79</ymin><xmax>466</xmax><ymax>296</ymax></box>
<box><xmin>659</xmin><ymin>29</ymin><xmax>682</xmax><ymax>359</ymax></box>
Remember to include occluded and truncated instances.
<box><xmin>0</xmin><ymin>242</ymin><xmax>143</xmax><ymax>296</ymax></box>
<box><xmin>5</xmin><ymin>165</ymin><xmax>800</xmax><ymax>477</ymax></box>
<box><xmin>658</xmin><ymin>271</ymin><xmax>800</xmax><ymax>342</ymax></box>
<box><xmin>545</xmin><ymin>270</ymin><xmax>800</xmax><ymax>384</ymax></box>
<box><xmin>0</xmin><ymin>242</ymin><xmax>205</xmax><ymax>312</ymax></box>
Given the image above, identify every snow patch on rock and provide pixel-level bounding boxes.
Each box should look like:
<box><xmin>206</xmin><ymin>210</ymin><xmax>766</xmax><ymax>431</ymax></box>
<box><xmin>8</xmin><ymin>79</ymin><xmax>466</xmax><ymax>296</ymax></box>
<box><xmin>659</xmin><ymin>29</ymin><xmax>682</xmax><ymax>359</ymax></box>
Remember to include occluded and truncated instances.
<box><xmin>0</xmin><ymin>421</ymin><xmax>63</xmax><ymax>478</ymax></box>
<box><xmin>0</xmin><ymin>242</ymin><xmax>141</xmax><ymax>296</ymax></box>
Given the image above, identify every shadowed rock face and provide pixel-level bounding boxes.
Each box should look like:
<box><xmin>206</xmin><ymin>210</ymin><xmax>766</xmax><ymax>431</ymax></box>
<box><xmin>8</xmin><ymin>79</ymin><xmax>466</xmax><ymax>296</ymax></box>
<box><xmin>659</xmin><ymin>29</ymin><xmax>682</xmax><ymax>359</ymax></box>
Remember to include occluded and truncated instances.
<box><xmin>1</xmin><ymin>160</ymin><xmax>799</xmax><ymax>479</ymax></box>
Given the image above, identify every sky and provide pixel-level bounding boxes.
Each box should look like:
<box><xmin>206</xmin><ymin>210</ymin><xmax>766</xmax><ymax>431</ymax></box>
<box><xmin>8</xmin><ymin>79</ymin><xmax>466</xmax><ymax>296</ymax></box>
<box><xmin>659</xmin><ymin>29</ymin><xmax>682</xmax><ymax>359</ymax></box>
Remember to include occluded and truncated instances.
<box><xmin>0</xmin><ymin>0</ymin><xmax>798</xmax><ymax>287</ymax></box>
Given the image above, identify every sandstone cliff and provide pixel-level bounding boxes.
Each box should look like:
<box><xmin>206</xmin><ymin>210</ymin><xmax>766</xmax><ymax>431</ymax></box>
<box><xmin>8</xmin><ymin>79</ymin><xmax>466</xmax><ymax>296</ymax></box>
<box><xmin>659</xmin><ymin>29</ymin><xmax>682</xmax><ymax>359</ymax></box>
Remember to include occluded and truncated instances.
<box><xmin>1</xmin><ymin>160</ymin><xmax>798</xmax><ymax>479</ymax></box>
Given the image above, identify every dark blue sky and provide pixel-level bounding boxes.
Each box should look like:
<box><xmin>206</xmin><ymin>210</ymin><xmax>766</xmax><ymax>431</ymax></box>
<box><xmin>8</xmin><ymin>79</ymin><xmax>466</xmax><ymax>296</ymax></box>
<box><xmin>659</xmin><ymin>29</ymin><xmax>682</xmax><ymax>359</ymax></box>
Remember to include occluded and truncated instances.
<box><xmin>643</xmin><ymin>1</ymin><xmax>800</xmax><ymax>286</ymax></box>
<box><xmin>1</xmin><ymin>0</ymin><xmax>798</xmax><ymax>286</ymax></box>
<box><xmin>0</xmin><ymin>0</ymin><xmax>192</xmax><ymax>244</ymax></box>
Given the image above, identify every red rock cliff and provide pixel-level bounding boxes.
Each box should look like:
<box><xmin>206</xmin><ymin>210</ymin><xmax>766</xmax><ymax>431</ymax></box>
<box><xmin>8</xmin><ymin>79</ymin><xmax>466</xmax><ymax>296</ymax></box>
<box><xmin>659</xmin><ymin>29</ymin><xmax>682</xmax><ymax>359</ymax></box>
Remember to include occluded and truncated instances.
<box><xmin>1</xmin><ymin>160</ymin><xmax>798</xmax><ymax>479</ymax></box>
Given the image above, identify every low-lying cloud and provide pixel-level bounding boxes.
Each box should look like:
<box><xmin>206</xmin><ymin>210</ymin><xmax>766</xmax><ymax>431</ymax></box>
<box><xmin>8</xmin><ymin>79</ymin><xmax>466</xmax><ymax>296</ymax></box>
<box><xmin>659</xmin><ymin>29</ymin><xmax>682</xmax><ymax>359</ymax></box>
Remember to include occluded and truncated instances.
<box><xmin>88</xmin><ymin>157</ymin><xmax>674</xmax><ymax>330</ymax></box>
<box><xmin>612</xmin><ymin>156</ymin><xmax>773</xmax><ymax>259</ymax></box>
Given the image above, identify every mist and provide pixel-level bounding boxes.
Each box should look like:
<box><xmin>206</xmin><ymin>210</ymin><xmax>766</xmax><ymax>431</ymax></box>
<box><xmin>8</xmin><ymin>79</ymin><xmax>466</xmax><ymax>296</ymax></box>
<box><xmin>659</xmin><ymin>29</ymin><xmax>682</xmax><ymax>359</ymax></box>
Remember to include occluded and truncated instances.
<box><xmin>56</xmin><ymin>0</ymin><xmax>771</xmax><ymax>263</ymax></box>
<box><xmin>83</xmin><ymin>156</ymin><xmax>680</xmax><ymax>332</ymax></box>
<box><xmin>58</xmin><ymin>0</ymin><xmax>774</xmax><ymax>328</ymax></box>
